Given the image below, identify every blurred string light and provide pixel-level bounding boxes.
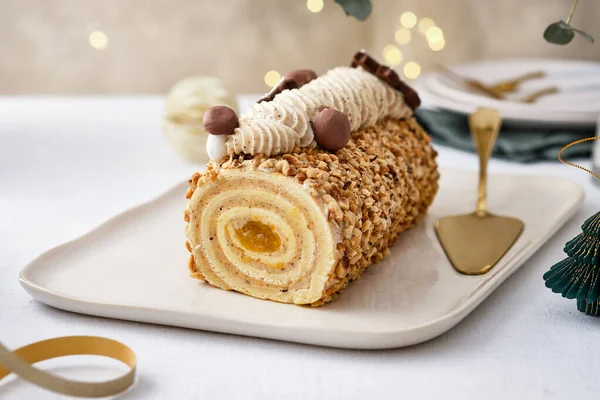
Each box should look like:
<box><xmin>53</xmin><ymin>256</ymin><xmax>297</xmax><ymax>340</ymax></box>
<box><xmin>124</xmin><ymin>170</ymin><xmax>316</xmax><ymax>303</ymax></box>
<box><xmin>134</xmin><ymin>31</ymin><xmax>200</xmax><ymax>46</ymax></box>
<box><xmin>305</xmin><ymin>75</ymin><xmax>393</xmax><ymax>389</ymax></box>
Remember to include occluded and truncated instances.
<box><xmin>306</xmin><ymin>0</ymin><xmax>324</xmax><ymax>13</ymax></box>
<box><xmin>426</xmin><ymin>26</ymin><xmax>445</xmax><ymax>51</ymax></box>
<box><xmin>425</xmin><ymin>26</ymin><xmax>444</xmax><ymax>43</ymax></box>
<box><xmin>394</xmin><ymin>28</ymin><xmax>412</xmax><ymax>45</ymax></box>
<box><xmin>382</xmin><ymin>45</ymin><xmax>403</xmax><ymax>66</ymax></box>
<box><xmin>89</xmin><ymin>30</ymin><xmax>108</xmax><ymax>50</ymax></box>
<box><xmin>418</xmin><ymin>17</ymin><xmax>436</xmax><ymax>34</ymax></box>
<box><xmin>385</xmin><ymin>11</ymin><xmax>445</xmax><ymax>79</ymax></box>
<box><xmin>429</xmin><ymin>37</ymin><xmax>445</xmax><ymax>51</ymax></box>
<box><xmin>264</xmin><ymin>70</ymin><xmax>281</xmax><ymax>88</ymax></box>
<box><xmin>403</xmin><ymin>62</ymin><xmax>421</xmax><ymax>79</ymax></box>
<box><xmin>400</xmin><ymin>12</ymin><xmax>417</xmax><ymax>28</ymax></box>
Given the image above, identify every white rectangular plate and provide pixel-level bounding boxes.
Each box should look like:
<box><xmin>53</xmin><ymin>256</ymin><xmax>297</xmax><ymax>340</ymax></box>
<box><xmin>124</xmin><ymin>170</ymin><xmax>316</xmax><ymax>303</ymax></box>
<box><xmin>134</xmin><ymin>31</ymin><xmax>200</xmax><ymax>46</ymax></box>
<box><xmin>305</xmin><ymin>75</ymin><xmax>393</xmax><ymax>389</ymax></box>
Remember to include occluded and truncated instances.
<box><xmin>19</xmin><ymin>168</ymin><xmax>583</xmax><ymax>349</ymax></box>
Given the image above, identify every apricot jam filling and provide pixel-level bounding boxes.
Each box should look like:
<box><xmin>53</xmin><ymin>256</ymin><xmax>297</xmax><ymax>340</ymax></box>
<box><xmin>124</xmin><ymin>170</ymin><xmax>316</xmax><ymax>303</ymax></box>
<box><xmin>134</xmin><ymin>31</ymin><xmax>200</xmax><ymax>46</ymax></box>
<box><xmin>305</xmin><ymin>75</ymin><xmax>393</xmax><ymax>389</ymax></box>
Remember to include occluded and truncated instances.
<box><xmin>234</xmin><ymin>220</ymin><xmax>282</xmax><ymax>253</ymax></box>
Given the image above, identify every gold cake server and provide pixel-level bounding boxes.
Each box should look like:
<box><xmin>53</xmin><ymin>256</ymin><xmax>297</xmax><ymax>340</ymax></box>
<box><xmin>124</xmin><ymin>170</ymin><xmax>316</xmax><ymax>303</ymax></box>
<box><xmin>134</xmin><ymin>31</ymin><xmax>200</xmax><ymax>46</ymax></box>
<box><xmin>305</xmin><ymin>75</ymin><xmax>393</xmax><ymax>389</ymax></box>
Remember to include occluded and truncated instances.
<box><xmin>434</xmin><ymin>108</ymin><xmax>524</xmax><ymax>275</ymax></box>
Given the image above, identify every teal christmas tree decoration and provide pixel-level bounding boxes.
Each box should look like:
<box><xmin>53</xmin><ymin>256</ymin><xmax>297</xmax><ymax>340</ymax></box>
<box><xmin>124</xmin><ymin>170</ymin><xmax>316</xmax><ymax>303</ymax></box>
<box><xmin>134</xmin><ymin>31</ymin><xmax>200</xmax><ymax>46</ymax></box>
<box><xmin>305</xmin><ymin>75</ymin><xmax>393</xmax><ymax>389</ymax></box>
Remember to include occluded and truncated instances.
<box><xmin>543</xmin><ymin>211</ymin><xmax>600</xmax><ymax>316</ymax></box>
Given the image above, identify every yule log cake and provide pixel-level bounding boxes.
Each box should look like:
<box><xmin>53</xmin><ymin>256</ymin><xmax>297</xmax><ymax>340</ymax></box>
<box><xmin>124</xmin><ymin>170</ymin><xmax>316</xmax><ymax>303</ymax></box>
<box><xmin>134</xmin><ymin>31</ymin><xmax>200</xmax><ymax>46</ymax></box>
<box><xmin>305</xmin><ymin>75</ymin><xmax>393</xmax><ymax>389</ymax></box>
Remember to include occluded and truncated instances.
<box><xmin>183</xmin><ymin>51</ymin><xmax>439</xmax><ymax>306</ymax></box>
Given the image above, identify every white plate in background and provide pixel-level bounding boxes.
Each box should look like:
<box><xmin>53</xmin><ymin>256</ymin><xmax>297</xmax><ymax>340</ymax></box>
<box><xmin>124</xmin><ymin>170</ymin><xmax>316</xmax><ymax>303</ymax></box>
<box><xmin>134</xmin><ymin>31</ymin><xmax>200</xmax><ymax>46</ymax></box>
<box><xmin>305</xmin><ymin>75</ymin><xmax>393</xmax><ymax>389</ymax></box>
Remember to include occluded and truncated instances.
<box><xmin>19</xmin><ymin>168</ymin><xmax>583</xmax><ymax>349</ymax></box>
<box><xmin>415</xmin><ymin>58</ymin><xmax>600</xmax><ymax>128</ymax></box>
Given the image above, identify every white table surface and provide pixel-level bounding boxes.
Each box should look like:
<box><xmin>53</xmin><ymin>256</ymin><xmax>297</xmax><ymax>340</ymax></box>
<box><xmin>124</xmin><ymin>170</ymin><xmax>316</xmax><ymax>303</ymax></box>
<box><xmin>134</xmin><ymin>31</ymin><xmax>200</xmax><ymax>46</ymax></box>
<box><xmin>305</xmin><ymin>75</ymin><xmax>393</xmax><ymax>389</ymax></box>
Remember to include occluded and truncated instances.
<box><xmin>1</xmin><ymin>96</ymin><xmax>600</xmax><ymax>400</ymax></box>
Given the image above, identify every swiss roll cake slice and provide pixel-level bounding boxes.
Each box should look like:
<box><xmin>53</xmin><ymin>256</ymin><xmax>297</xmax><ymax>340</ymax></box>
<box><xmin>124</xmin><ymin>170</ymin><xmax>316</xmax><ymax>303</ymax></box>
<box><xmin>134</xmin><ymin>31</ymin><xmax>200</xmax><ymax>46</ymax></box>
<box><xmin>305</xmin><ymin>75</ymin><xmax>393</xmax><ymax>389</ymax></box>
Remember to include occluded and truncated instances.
<box><xmin>184</xmin><ymin>117</ymin><xmax>438</xmax><ymax>305</ymax></box>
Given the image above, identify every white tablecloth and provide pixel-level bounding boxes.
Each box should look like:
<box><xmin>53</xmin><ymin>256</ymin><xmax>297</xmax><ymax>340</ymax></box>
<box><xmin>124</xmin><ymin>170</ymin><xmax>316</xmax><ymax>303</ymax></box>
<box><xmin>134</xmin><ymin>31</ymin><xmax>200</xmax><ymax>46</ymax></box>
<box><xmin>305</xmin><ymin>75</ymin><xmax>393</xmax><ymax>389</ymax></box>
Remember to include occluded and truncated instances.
<box><xmin>1</xmin><ymin>97</ymin><xmax>599</xmax><ymax>400</ymax></box>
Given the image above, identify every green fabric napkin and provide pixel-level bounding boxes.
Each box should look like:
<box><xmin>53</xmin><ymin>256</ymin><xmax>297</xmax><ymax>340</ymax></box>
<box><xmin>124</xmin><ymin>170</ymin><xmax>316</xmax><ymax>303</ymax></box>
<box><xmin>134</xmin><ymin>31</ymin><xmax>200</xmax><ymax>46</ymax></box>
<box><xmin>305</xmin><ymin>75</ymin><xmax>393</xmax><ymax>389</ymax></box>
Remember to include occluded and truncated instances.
<box><xmin>415</xmin><ymin>108</ymin><xmax>595</xmax><ymax>163</ymax></box>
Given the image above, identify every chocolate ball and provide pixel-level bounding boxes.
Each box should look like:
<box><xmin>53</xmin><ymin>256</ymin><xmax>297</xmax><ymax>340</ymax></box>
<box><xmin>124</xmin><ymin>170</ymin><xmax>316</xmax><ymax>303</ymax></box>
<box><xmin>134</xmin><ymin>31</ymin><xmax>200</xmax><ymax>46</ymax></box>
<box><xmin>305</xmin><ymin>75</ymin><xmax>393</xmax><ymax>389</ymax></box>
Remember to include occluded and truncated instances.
<box><xmin>312</xmin><ymin>107</ymin><xmax>351</xmax><ymax>152</ymax></box>
<box><xmin>284</xmin><ymin>69</ymin><xmax>318</xmax><ymax>86</ymax></box>
<box><xmin>202</xmin><ymin>106</ymin><xmax>239</xmax><ymax>135</ymax></box>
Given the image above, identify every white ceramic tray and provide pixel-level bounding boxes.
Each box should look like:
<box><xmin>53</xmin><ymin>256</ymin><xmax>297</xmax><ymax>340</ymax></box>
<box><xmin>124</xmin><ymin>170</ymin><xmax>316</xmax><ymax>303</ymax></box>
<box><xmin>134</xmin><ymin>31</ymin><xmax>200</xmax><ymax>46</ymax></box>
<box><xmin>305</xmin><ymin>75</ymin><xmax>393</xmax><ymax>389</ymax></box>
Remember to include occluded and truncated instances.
<box><xmin>19</xmin><ymin>168</ymin><xmax>583</xmax><ymax>349</ymax></box>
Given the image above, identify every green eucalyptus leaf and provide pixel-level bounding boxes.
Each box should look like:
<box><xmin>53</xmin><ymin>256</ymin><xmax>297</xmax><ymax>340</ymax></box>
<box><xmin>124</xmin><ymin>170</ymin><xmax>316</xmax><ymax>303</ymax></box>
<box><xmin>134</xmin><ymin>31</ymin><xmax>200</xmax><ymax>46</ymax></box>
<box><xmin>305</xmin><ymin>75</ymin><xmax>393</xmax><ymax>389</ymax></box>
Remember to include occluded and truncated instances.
<box><xmin>544</xmin><ymin>20</ymin><xmax>575</xmax><ymax>45</ymax></box>
<box><xmin>572</xmin><ymin>27</ymin><xmax>595</xmax><ymax>43</ymax></box>
<box><xmin>334</xmin><ymin>0</ymin><xmax>372</xmax><ymax>21</ymax></box>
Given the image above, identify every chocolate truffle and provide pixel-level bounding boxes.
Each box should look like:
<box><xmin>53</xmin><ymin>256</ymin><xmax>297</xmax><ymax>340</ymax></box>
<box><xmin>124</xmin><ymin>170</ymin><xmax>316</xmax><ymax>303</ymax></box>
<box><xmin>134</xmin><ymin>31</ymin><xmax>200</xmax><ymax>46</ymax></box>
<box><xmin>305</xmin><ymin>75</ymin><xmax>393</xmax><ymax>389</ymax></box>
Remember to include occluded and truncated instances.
<box><xmin>312</xmin><ymin>107</ymin><xmax>351</xmax><ymax>152</ymax></box>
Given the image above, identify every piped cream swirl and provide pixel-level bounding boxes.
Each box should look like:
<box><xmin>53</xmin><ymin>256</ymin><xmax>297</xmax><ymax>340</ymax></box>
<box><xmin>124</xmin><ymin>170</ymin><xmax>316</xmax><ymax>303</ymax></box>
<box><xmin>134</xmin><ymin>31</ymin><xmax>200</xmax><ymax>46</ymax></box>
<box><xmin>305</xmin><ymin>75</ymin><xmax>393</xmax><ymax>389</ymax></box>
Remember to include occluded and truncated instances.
<box><xmin>222</xmin><ymin>67</ymin><xmax>412</xmax><ymax>159</ymax></box>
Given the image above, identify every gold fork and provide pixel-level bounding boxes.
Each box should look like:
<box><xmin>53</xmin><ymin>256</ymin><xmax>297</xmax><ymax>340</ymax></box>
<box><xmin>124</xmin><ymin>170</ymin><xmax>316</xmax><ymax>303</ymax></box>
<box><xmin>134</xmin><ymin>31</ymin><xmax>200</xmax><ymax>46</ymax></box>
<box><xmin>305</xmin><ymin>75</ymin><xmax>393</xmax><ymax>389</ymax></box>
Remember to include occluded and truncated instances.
<box><xmin>438</xmin><ymin>65</ymin><xmax>546</xmax><ymax>96</ymax></box>
<box><xmin>518</xmin><ymin>87</ymin><xmax>559</xmax><ymax>103</ymax></box>
<box><xmin>436</xmin><ymin>65</ymin><xmax>558</xmax><ymax>103</ymax></box>
<box><xmin>489</xmin><ymin>71</ymin><xmax>546</xmax><ymax>93</ymax></box>
<box><xmin>436</xmin><ymin>65</ymin><xmax>505</xmax><ymax>99</ymax></box>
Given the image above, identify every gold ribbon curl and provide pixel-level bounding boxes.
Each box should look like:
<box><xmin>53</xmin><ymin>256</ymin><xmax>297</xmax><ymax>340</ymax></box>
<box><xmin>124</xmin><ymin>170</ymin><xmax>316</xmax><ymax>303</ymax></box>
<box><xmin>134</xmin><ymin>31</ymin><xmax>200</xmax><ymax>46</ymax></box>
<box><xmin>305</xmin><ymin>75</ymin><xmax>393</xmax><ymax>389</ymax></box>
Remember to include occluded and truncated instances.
<box><xmin>0</xmin><ymin>336</ymin><xmax>136</xmax><ymax>398</ymax></box>
<box><xmin>558</xmin><ymin>136</ymin><xmax>600</xmax><ymax>180</ymax></box>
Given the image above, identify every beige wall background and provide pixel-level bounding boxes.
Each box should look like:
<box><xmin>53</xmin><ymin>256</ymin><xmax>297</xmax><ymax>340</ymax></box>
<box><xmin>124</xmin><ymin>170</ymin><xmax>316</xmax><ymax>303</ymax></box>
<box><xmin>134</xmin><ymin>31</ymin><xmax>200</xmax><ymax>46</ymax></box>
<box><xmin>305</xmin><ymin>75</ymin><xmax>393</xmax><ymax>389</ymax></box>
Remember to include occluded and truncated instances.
<box><xmin>2</xmin><ymin>0</ymin><xmax>599</xmax><ymax>95</ymax></box>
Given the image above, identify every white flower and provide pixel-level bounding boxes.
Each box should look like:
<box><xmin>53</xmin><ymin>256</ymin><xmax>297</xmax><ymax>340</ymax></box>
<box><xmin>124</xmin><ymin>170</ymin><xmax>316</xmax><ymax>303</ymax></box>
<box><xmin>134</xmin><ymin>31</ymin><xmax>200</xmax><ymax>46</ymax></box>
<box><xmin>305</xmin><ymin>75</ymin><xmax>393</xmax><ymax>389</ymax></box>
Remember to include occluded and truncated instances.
<box><xmin>163</xmin><ymin>76</ymin><xmax>236</xmax><ymax>163</ymax></box>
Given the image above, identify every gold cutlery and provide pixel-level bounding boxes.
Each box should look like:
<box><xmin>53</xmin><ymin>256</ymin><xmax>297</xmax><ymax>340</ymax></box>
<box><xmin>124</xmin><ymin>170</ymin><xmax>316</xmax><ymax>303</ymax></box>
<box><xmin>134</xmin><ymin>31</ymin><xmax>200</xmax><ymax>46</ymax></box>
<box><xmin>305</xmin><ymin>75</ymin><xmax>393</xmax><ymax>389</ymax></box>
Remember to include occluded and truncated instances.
<box><xmin>519</xmin><ymin>87</ymin><xmax>559</xmax><ymax>103</ymax></box>
<box><xmin>434</xmin><ymin>108</ymin><xmax>524</xmax><ymax>275</ymax></box>
<box><xmin>436</xmin><ymin>65</ymin><xmax>558</xmax><ymax>103</ymax></box>
<box><xmin>436</xmin><ymin>65</ymin><xmax>505</xmax><ymax>99</ymax></box>
<box><xmin>488</xmin><ymin>70</ymin><xmax>546</xmax><ymax>93</ymax></box>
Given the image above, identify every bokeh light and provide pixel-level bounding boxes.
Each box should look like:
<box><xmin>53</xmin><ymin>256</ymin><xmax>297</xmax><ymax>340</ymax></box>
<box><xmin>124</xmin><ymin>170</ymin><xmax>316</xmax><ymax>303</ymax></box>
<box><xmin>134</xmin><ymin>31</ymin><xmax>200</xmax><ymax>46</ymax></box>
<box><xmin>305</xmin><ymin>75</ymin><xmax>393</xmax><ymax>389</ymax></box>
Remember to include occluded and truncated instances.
<box><xmin>428</xmin><ymin>37</ymin><xmax>446</xmax><ymax>51</ymax></box>
<box><xmin>418</xmin><ymin>18</ymin><xmax>436</xmax><ymax>34</ymax></box>
<box><xmin>426</xmin><ymin>26</ymin><xmax>444</xmax><ymax>43</ymax></box>
<box><xmin>264</xmin><ymin>70</ymin><xmax>281</xmax><ymax>88</ymax></box>
<box><xmin>394</xmin><ymin>28</ymin><xmax>412</xmax><ymax>45</ymax></box>
<box><xmin>400</xmin><ymin>12</ymin><xmax>417</xmax><ymax>28</ymax></box>
<box><xmin>382</xmin><ymin>45</ymin><xmax>403</xmax><ymax>66</ymax></box>
<box><xmin>403</xmin><ymin>62</ymin><xmax>421</xmax><ymax>79</ymax></box>
<box><xmin>306</xmin><ymin>0</ymin><xmax>324</xmax><ymax>13</ymax></box>
<box><xmin>89</xmin><ymin>31</ymin><xmax>108</xmax><ymax>50</ymax></box>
